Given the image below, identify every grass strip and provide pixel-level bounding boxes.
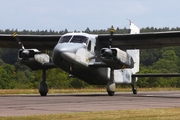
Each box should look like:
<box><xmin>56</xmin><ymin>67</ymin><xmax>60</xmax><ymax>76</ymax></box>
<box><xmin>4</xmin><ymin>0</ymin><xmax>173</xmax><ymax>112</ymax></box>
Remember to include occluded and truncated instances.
<box><xmin>0</xmin><ymin>88</ymin><xmax>180</xmax><ymax>95</ymax></box>
<box><xmin>0</xmin><ymin>108</ymin><xmax>180</xmax><ymax>120</ymax></box>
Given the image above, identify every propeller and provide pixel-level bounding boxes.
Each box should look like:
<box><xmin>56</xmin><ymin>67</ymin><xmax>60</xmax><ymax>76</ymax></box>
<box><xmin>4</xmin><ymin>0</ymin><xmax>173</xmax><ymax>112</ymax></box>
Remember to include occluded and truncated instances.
<box><xmin>101</xmin><ymin>26</ymin><xmax>116</xmax><ymax>59</ymax></box>
<box><xmin>13</xmin><ymin>32</ymin><xmax>30</xmax><ymax>55</ymax></box>
<box><xmin>89</xmin><ymin>26</ymin><xmax>116</xmax><ymax>61</ymax></box>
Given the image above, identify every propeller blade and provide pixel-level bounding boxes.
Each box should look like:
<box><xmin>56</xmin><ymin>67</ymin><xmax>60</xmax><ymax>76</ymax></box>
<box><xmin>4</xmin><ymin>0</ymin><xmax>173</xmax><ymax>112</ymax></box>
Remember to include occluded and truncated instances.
<box><xmin>13</xmin><ymin>32</ymin><xmax>25</xmax><ymax>50</ymax></box>
<box><xmin>13</xmin><ymin>32</ymin><xmax>29</xmax><ymax>55</ymax></box>
<box><xmin>109</xmin><ymin>26</ymin><xmax>115</xmax><ymax>48</ymax></box>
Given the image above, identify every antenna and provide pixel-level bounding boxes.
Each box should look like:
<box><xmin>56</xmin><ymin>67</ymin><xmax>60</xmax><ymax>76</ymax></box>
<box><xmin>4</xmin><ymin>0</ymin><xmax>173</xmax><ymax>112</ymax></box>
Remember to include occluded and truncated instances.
<box><xmin>127</xmin><ymin>18</ymin><xmax>132</xmax><ymax>25</ymax></box>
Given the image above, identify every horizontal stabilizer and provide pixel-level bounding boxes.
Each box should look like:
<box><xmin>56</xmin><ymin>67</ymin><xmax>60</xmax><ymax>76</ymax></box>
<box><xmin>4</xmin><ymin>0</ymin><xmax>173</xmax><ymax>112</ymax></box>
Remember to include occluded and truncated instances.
<box><xmin>132</xmin><ymin>73</ymin><xmax>180</xmax><ymax>77</ymax></box>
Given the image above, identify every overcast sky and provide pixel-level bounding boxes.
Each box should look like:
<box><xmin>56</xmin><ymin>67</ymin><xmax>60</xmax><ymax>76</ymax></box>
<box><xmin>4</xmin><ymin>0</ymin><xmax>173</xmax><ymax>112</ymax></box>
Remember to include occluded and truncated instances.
<box><xmin>0</xmin><ymin>0</ymin><xmax>180</xmax><ymax>31</ymax></box>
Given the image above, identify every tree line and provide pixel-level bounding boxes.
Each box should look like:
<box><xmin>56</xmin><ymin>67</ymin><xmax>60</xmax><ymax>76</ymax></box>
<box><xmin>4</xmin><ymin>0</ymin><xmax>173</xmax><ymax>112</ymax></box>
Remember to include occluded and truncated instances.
<box><xmin>0</xmin><ymin>26</ymin><xmax>180</xmax><ymax>89</ymax></box>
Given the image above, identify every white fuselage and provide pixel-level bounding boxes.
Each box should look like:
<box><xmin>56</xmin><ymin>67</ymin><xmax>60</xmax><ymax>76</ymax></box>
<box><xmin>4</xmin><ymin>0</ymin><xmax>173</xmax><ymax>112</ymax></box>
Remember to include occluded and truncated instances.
<box><xmin>52</xmin><ymin>32</ymin><xmax>139</xmax><ymax>85</ymax></box>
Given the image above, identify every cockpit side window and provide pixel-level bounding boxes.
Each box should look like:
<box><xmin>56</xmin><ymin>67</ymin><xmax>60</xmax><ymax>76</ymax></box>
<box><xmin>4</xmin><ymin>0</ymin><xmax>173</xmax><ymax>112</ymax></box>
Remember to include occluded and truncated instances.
<box><xmin>88</xmin><ymin>40</ymin><xmax>91</xmax><ymax>51</ymax></box>
<box><xmin>59</xmin><ymin>36</ymin><xmax>72</xmax><ymax>43</ymax></box>
<box><xmin>70</xmin><ymin>36</ymin><xmax>88</xmax><ymax>44</ymax></box>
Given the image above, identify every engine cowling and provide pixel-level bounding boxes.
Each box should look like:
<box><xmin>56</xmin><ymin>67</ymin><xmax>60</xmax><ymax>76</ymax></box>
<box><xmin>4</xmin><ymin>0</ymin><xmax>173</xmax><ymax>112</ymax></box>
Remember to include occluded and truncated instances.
<box><xmin>18</xmin><ymin>49</ymin><xmax>50</xmax><ymax>70</ymax></box>
<box><xmin>101</xmin><ymin>48</ymin><xmax>134</xmax><ymax>69</ymax></box>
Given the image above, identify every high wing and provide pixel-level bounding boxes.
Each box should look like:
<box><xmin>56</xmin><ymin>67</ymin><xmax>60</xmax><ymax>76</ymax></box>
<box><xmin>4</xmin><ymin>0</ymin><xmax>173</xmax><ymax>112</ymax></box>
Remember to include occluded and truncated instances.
<box><xmin>96</xmin><ymin>29</ymin><xmax>180</xmax><ymax>78</ymax></box>
<box><xmin>98</xmin><ymin>31</ymin><xmax>180</xmax><ymax>49</ymax></box>
<box><xmin>0</xmin><ymin>34</ymin><xmax>61</xmax><ymax>49</ymax></box>
<box><xmin>1</xmin><ymin>31</ymin><xmax>180</xmax><ymax>49</ymax></box>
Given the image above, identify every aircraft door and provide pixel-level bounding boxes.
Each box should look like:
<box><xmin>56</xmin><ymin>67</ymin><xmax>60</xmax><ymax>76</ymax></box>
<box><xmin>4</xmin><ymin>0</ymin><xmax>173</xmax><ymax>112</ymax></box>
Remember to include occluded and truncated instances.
<box><xmin>87</xmin><ymin>39</ymin><xmax>96</xmax><ymax>62</ymax></box>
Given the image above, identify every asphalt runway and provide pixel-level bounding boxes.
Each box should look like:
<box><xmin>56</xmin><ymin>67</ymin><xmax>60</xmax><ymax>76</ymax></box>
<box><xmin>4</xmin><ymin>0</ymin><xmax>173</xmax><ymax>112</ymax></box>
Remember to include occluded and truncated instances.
<box><xmin>0</xmin><ymin>91</ymin><xmax>180</xmax><ymax>116</ymax></box>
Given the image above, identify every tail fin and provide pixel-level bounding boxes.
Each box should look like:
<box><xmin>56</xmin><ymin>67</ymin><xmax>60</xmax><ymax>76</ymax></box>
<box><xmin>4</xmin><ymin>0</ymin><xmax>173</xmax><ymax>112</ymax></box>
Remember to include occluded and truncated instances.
<box><xmin>126</xmin><ymin>21</ymin><xmax>140</xmax><ymax>74</ymax></box>
<box><xmin>130</xmin><ymin>22</ymin><xmax>140</xmax><ymax>34</ymax></box>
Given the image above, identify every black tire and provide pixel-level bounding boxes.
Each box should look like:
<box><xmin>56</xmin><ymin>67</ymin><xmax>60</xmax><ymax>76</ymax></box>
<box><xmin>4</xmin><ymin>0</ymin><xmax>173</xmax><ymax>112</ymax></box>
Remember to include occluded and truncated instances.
<box><xmin>132</xmin><ymin>88</ymin><xmax>137</xmax><ymax>94</ymax></box>
<box><xmin>39</xmin><ymin>81</ymin><xmax>48</xmax><ymax>96</ymax></box>
<box><xmin>40</xmin><ymin>92</ymin><xmax>47</xmax><ymax>96</ymax></box>
<box><xmin>108</xmin><ymin>91</ymin><xmax>115</xmax><ymax>96</ymax></box>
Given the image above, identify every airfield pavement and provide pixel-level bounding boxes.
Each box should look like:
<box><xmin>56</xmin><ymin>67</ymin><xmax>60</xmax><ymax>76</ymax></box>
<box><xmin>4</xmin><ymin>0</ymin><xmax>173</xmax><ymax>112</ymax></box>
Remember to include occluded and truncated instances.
<box><xmin>0</xmin><ymin>91</ymin><xmax>180</xmax><ymax>116</ymax></box>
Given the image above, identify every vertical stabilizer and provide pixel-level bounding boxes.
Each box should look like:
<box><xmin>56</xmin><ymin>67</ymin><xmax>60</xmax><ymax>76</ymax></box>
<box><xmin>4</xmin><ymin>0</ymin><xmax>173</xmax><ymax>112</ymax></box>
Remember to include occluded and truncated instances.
<box><xmin>130</xmin><ymin>22</ymin><xmax>140</xmax><ymax>34</ymax></box>
<box><xmin>126</xmin><ymin>21</ymin><xmax>140</xmax><ymax>74</ymax></box>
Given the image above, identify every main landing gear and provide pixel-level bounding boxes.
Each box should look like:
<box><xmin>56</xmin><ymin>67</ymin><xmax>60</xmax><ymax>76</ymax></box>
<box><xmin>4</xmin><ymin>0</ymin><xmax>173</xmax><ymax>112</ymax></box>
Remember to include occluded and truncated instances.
<box><xmin>107</xmin><ymin>84</ymin><xmax>138</xmax><ymax>96</ymax></box>
<box><xmin>132</xmin><ymin>84</ymin><xmax>137</xmax><ymax>94</ymax></box>
<box><xmin>106</xmin><ymin>68</ymin><xmax>116</xmax><ymax>96</ymax></box>
<box><xmin>39</xmin><ymin>69</ymin><xmax>48</xmax><ymax>96</ymax></box>
<box><xmin>107</xmin><ymin>80</ymin><xmax>115</xmax><ymax>96</ymax></box>
<box><xmin>106</xmin><ymin>67</ymin><xmax>138</xmax><ymax>96</ymax></box>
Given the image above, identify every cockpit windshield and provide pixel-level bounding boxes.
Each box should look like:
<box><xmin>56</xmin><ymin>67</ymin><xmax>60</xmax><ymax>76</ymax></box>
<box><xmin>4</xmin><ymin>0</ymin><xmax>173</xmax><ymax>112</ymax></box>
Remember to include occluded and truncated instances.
<box><xmin>70</xmin><ymin>36</ymin><xmax>88</xmax><ymax>44</ymax></box>
<box><xmin>59</xmin><ymin>35</ymin><xmax>88</xmax><ymax>44</ymax></box>
<box><xmin>59</xmin><ymin>36</ymin><xmax>72</xmax><ymax>43</ymax></box>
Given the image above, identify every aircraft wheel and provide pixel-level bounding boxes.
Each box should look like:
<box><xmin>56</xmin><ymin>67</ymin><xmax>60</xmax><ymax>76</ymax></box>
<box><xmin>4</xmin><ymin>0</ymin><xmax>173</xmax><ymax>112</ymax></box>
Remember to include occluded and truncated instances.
<box><xmin>39</xmin><ymin>81</ymin><xmax>48</xmax><ymax>96</ymax></box>
<box><xmin>107</xmin><ymin>91</ymin><xmax>115</xmax><ymax>96</ymax></box>
<box><xmin>40</xmin><ymin>92</ymin><xmax>47</xmax><ymax>96</ymax></box>
<box><xmin>132</xmin><ymin>88</ymin><xmax>137</xmax><ymax>94</ymax></box>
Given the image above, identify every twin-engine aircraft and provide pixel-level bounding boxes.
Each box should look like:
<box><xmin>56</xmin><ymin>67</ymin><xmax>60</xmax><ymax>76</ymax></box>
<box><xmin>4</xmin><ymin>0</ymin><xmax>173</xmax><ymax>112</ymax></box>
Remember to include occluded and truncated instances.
<box><xmin>1</xmin><ymin>22</ymin><xmax>180</xmax><ymax>96</ymax></box>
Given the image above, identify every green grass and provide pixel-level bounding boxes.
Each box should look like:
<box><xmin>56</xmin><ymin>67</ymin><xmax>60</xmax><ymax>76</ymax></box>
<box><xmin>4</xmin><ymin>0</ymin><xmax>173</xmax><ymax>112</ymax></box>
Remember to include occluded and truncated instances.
<box><xmin>0</xmin><ymin>108</ymin><xmax>180</xmax><ymax>120</ymax></box>
<box><xmin>0</xmin><ymin>87</ymin><xmax>180</xmax><ymax>95</ymax></box>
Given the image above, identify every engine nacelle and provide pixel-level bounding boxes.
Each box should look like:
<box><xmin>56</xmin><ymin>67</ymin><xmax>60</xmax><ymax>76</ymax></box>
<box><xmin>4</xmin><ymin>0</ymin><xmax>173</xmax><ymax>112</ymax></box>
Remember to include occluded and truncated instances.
<box><xmin>18</xmin><ymin>49</ymin><xmax>50</xmax><ymax>70</ymax></box>
<box><xmin>101</xmin><ymin>48</ymin><xmax>134</xmax><ymax>69</ymax></box>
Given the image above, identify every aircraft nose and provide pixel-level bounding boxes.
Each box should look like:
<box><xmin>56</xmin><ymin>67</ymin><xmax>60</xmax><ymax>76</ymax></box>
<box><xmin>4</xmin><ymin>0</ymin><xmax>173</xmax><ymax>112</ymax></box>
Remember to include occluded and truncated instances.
<box><xmin>52</xmin><ymin>43</ymin><xmax>85</xmax><ymax>65</ymax></box>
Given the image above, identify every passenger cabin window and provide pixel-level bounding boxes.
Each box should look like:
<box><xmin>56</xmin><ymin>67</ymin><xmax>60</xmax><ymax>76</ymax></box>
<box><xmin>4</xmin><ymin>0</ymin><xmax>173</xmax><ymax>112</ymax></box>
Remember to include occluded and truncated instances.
<box><xmin>59</xmin><ymin>36</ymin><xmax>72</xmax><ymax>43</ymax></box>
<box><xmin>70</xmin><ymin>36</ymin><xmax>88</xmax><ymax>44</ymax></box>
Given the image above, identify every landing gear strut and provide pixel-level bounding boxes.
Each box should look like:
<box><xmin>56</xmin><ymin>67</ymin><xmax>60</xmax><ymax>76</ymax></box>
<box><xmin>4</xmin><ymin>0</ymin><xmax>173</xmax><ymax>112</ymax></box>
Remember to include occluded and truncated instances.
<box><xmin>132</xmin><ymin>84</ymin><xmax>137</xmax><ymax>94</ymax></box>
<box><xmin>39</xmin><ymin>69</ymin><xmax>48</xmax><ymax>96</ymax></box>
<box><xmin>106</xmin><ymin>68</ymin><xmax>116</xmax><ymax>96</ymax></box>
